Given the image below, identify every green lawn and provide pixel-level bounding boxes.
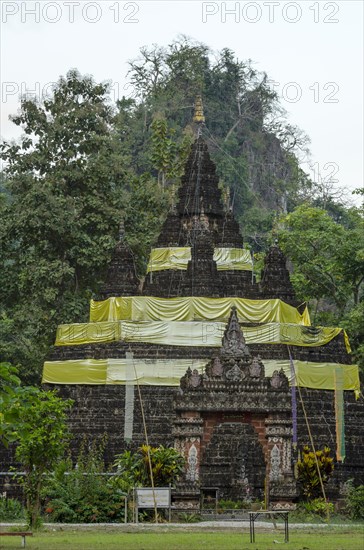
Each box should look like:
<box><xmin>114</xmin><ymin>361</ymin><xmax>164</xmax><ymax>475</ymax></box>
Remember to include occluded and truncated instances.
<box><xmin>0</xmin><ymin>527</ymin><xmax>363</xmax><ymax>550</ymax></box>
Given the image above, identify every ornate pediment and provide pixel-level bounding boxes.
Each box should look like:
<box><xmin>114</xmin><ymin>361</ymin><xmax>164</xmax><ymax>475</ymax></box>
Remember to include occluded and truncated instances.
<box><xmin>180</xmin><ymin>307</ymin><xmax>290</xmax><ymax>394</ymax></box>
<box><xmin>179</xmin><ymin>307</ymin><xmax>295</xmax><ymax>393</ymax></box>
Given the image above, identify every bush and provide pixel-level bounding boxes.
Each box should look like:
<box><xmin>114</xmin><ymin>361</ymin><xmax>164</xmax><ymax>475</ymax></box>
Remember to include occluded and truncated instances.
<box><xmin>297</xmin><ymin>446</ymin><xmax>334</xmax><ymax>499</ymax></box>
<box><xmin>300</xmin><ymin>498</ymin><xmax>334</xmax><ymax>518</ymax></box>
<box><xmin>0</xmin><ymin>496</ymin><xmax>25</xmax><ymax>521</ymax></box>
<box><xmin>42</xmin><ymin>437</ymin><xmax>126</xmax><ymax>523</ymax></box>
<box><xmin>345</xmin><ymin>481</ymin><xmax>364</xmax><ymax>520</ymax></box>
<box><xmin>217</xmin><ymin>499</ymin><xmax>247</xmax><ymax>510</ymax></box>
<box><xmin>112</xmin><ymin>445</ymin><xmax>185</xmax><ymax>493</ymax></box>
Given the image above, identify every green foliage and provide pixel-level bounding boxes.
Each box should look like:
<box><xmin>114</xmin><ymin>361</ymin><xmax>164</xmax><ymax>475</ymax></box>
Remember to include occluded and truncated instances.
<box><xmin>278</xmin><ymin>205</ymin><xmax>364</xmax><ymax>324</ymax></box>
<box><xmin>0</xmin><ymin>70</ymin><xmax>130</xmax><ymax>383</ymax></box>
<box><xmin>217</xmin><ymin>499</ymin><xmax>247</xmax><ymax>510</ymax></box>
<box><xmin>296</xmin><ymin>446</ymin><xmax>334</xmax><ymax>500</ymax></box>
<box><xmin>0</xmin><ymin>364</ymin><xmax>73</xmax><ymax>527</ymax></box>
<box><xmin>43</xmin><ymin>437</ymin><xmax>126</xmax><ymax>523</ymax></box>
<box><xmin>178</xmin><ymin>512</ymin><xmax>201</xmax><ymax>523</ymax></box>
<box><xmin>124</xmin><ymin>173</ymin><xmax>169</xmax><ymax>275</ymax></box>
<box><xmin>0</xmin><ymin>362</ymin><xmax>23</xmax><ymax>446</ymax></box>
<box><xmin>341</xmin><ymin>301</ymin><xmax>364</xmax><ymax>374</ymax></box>
<box><xmin>300</xmin><ymin>497</ymin><xmax>334</xmax><ymax>518</ymax></box>
<box><xmin>112</xmin><ymin>445</ymin><xmax>185</xmax><ymax>493</ymax></box>
<box><xmin>344</xmin><ymin>481</ymin><xmax>364</xmax><ymax>520</ymax></box>
<box><xmin>0</xmin><ymin>496</ymin><xmax>26</xmax><ymax>521</ymax></box>
<box><xmin>149</xmin><ymin>115</ymin><xmax>193</xmax><ymax>188</ymax></box>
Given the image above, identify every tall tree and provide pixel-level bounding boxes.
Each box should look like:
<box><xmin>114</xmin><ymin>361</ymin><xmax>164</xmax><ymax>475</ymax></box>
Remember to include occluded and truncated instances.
<box><xmin>277</xmin><ymin>205</ymin><xmax>364</xmax><ymax>321</ymax></box>
<box><xmin>0</xmin><ymin>70</ymin><xmax>130</xmax><ymax>382</ymax></box>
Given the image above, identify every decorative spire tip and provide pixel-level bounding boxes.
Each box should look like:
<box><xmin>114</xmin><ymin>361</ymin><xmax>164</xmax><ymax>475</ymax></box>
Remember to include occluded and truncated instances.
<box><xmin>193</xmin><ymin>95</ymin><xmax>205</xmax><ymax>124</ymax></box>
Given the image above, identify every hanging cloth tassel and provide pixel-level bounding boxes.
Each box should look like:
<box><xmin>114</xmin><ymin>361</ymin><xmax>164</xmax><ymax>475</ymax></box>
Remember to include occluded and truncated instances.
<box><xmin>334</xmin><ymin>367</ymin><xmax>346</xmax><ymax>462</ymax></box>
<box><xmin>124</xmin><ymin>351</ymin><xmax>135</xmax><ymax>443</ymax></box>
<box><xmin>288</xmin><ymin>346</ymin><xmax>298</xmax><ymax>448</ymax></box>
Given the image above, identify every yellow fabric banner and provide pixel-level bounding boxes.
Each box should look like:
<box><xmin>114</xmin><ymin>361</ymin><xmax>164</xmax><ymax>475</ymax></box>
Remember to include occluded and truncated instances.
<box><xmin>214</xmin><ymin>248</ymin><xmax>253</xmax><ymax>271</ymax></box>
<box><xmin>55</xmin><ymin>320</ymin><xmax>348</xmax><ymax>351</ymax></box>
<box><xmin>42</xmin><ymin>358</ymin><xmax>360</xmax><ymax>392</ymax></box>
<box><xmin>89</xmin><ymin>296</ymin><xmax>311</xmax><ymax>325</ymax></box>
<box><xmin>146</xmin><ymin>247</ymin><xmax>253</xmax><ymax>272</ymax></box>
<box><xmin>56</xmin><ymin>322</ymin><xmax>121</xmax><ymax>346</ymax></box>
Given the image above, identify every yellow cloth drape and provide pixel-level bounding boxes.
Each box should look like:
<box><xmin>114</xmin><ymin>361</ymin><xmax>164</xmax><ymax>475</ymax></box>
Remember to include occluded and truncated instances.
<box><xmin>214</xmin><ymin>248</ymin><xmax>253</xmax><ymax>271</ymax></box>
<box><xmin>55</xmin><ymin>320</ymin><xmax>349</xmax><ymax>352</ymax></box>
<box><xmin>147</xmin><ymin>248</ymin><xmax>191</xmax><ymax>272</ymax></box>
<box><xmin>42</xmin><ymin>358</ymin><xmax>360</xmax><ymax>392</ymax></box>
<box><xmin>89</xmin><ymin>296</ymin><xmax>311</xmax><ymax>325</ymax></box>
<box><xmin>56</xmin><ymin>322</ymin><xmax>121</xmax><ymax>346</ymax></box>
<box><xmin>146</xmin><ymin>247</ymin><xmax>253</xmax><ymax>272</ymax></box>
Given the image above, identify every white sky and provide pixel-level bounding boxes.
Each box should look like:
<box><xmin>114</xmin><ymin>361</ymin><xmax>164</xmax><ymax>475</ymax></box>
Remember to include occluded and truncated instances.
<box><xmin>1</xmin><ymin>0</ymin><xmax>363</xmax><ymax>202</ymax></box>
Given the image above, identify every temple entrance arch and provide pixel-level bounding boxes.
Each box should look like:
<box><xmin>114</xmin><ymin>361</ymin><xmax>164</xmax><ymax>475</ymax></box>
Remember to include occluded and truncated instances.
<box><xmin>173</xmin><ymin>308</ymin><xmax>298</xmax><ymax>507</ymax></box>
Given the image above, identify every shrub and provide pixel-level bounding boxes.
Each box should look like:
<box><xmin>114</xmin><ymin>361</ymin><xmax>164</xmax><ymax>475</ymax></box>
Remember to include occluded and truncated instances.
<box><xmin>0</xmin><ymin>496</ymin><xmax>25</xmax><ymax>521</ymax></box>
<box><xmin>112</xmin><ymin>445</ymin><xmax>185</xmax><ymax>493</ymax></box>
<box><xmin>218</xmin><ymin>499</ymin><xmax>246</xmax><ymax>510</ymax></box>
<box><xmin>345</xmin><ymin>481</ymin><xmax>364</xmax><ymax>520</ymax></box>
<box><xmin>300</xmin><ymin>497</ymin><xmax>334</xmax><ymax>518</ymax></box>
<box><xmin>42</xmin><ymin>437</ymin><xmax>126</xmax><ymax>523</ymax></box>
<box><xmin>296</xmin><ymin>446</ymin><xmax>334</xmax><ymax>499</ymax></box>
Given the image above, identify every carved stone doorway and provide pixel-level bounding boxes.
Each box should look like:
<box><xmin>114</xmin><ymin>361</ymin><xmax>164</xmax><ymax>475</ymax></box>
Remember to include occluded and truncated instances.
<box><xmin>200</xmin><ymin>421</ymin><xmax>266</xmax><ymax>501</ymax></box>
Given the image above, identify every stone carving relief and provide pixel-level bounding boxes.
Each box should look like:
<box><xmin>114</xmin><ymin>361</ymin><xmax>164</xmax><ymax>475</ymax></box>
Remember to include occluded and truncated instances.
<box><xmin>249</xmin><ymin>356</ymin><xmax>265</xmax><ymax>378</ymax></box>
<box><xmin>282</xmin><ymin>439</ymin><xmax>292</xmax><ymax>473</ymax></box>
<box><xmin>269</xmin><ymin>444</ymin><xmax>281</xmax><ymax>481</ymax></box>
<box><xmin>180</xmin><ymin>368</ymin><xmax>202</xmax><ymax>390</ymax></box>
<box><xmin>270</xmin><ymin>369</ymin><xmax>289</xmax><ymax>389</ymax></box>
<box><xmin>186</xmin><ymin>444</ymin><xmax>199</xmax><ymax>482</ymax></box>
<box><xmin>225</xmin><ymin>364</ymin><xmax>244</xmax><ymax>382</ymax></box>
<box><xmin>221</xmin><ymin>307</ymin><xmax>251</xmax><ymax>360</ymax></box>
<box><xmin>211</xmin><ymin>357</ymin><xmax>223</xmax><ymax>377</ymax></box>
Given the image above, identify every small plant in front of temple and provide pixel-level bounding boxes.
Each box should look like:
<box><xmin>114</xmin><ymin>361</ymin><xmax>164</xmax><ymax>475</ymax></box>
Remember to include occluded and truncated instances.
<box><xmin>300</xmin><ymin>498</ymin><xmax>334</xmax><ymax>518</ymax></box>
<box><xmin>178</xmin><ymin>511</ymin><xmax>201</xmax><ymax>523</ymax></box>
<box><xmin>0</xmin><ymin>494</ymin><xmax>26</xmax><ymax>521</ymax></box>
<box><xmin>344</xmin><ymin>481</ymin><xmax>364</xmax><ymax>519</ymax></box>
<box><xmin>42</xmin><ymin>436</ymin><xmax>126</xmax><ymax>523</ymax></box>
<box><xmin>218</xmin><ymin>499</ymin><xmax>247</xmax><ymax>510</ymax></box>
<box><xmin>296</xmin><ymin>445</ymin><xmax>334</xmax><ymax>500</ymax></box>
<box><xmin>111</xmin><ymin>445</ymin><xmax>185</xmax><ymax>493</ymax></box>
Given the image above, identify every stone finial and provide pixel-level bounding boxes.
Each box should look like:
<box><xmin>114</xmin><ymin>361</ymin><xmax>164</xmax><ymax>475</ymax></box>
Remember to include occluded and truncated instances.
<box><xmin>118</xmin><ymin>220</ymin><xmax>125</xmax><ymax>241</ymax></box>
<box><xmin>221</xmin><ymin>307</ymin><xmax>251</xmax><ymax>359</ymax></box>
<box><xmin>193</xmin><ymin>95</ymin><xmax>205</xmax><ymax>124</ymax></box>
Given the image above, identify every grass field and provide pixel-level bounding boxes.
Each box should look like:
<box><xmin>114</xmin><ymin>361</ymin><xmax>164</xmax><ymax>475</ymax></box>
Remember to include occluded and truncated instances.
<box><xmin>0</xmin><ymin>526</ymin><xmax>363</xmax><ymax>550</ymax></box>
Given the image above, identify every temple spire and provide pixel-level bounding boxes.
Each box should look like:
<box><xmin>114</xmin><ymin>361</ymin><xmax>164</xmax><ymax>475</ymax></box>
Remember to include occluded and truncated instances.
<box><xmin>193</xmin><ymin>95</ymin><xmax>205</xmax><ymax>134</ymax></box>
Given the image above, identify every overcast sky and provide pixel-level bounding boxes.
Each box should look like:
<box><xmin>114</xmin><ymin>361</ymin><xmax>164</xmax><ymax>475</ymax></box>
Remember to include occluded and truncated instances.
<box><xmin>1</xmin><ymin>0</ymin><xmax>363</xmax><ymax>202</ymax></box>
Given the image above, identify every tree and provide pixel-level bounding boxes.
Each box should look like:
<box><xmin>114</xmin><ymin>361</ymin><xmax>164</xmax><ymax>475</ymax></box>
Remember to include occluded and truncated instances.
<box><xmin>0</xmin><ymin>363</ymin><xmax>72</xmax><ymax>527</ymax></box>
<box><xmin>149</xmin><ymin>115</ymin><xmax>192</xmax><ymax>188</ymax></box>
<box><xmin>123</xmin><ymin>173</ymin><xmax>169</xmax><ymax>275</ymax></box>
<box><xmin>277</xmin><ymin>205</ymin><xmax>364</xmax><ymax>321</ymax></box>
<box><xmin>0</xmin><ymin>362</ymin><xmax>25</xmax><ymax>447</ymax></box>
<box><xmin>0</xmin><ymin>70</ymin><xmax>131</xmax><ymax>383</ymax></box>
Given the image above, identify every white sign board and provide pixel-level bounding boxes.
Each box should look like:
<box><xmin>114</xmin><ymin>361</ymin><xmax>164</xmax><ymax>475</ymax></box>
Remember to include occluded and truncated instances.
<box><xmin>136</xmin><ymin>488</ymin><xmax>170</xmax><ymax>508</ymax></box>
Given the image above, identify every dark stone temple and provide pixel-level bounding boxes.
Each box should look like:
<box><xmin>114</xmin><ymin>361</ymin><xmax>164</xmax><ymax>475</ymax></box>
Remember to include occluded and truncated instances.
<box><xmin>2</xmin><ymin>100</ymin><xmax>362</xmax><ymax>507</ymax></box>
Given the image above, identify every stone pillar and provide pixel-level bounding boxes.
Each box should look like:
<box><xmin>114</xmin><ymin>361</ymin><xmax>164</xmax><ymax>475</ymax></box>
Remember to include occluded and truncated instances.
<box><xmin>265</xmin><ymin>417</ymin><xmax>298</xmax><ymax>508</ymax></box>
<box><xmin>172</xmin><ymin>413</ymin><xmax>203</xmax><ymax>509</ymax></box>
<box><xmin>173</xmin><ymin>413</ymin><xmax>204</xmax><ymax>483</ymax></box>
